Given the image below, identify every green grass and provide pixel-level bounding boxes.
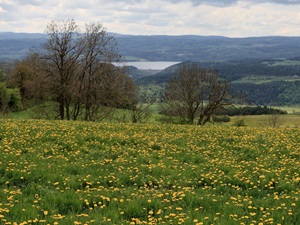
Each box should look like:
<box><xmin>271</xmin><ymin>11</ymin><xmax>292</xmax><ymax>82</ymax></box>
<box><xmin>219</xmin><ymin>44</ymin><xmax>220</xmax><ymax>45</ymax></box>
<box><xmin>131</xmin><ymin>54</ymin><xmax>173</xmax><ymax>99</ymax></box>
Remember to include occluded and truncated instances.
<box><xmin>232</xmin><ymin>75</ymin><xmax>300</xmax><ymax>84</ymax></box>
<box><xmin>0</xmin><ymin>119</ymin><xmax>299</xmax><ymax>224</ymax></box>
<box><xmin>274</xmin><ymin>106</ymin><xmax>300</xmax><ymax>114</ymax></box>
<box><xmin>228</xmin><ymin>114</ymin><xmax>300</xmax><ymax>128</ymax></box>
<box><xmin>4</xmin><ymin>103</ymin><xmax>300</xmax><ymax>126</ymax></box>
<box><xmin>268</xmin><ymin>60</ymin><xmax>300</xmax><ymax>66</ymax></box>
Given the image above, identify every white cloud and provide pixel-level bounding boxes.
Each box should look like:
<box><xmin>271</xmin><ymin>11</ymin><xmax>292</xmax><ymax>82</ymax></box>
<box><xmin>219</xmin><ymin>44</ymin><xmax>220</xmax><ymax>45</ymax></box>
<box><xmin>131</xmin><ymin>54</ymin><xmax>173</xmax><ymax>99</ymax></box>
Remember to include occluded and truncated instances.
<box><xmin>1</xmin><ymin>0</ymin><xmax>300</xmax><ymax>36</ymax></box>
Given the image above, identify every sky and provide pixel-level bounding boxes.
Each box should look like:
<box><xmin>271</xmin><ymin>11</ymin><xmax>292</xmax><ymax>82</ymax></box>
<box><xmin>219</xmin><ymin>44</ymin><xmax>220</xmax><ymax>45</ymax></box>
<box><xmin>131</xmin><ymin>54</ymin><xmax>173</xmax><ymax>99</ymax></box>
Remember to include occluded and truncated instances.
<box><xmin>1</xmin><ymin>0</ymin><xmax>300</xmax><ymax>37</ymax></box>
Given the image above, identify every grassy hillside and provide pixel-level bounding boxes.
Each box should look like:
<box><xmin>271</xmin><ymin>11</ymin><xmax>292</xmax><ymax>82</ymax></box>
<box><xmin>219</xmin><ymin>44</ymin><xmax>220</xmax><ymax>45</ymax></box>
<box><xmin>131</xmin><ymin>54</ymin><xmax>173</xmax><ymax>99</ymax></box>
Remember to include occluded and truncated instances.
<box><xmin>0</xmin><ymin>119</ymin><xmax>299</xmax><ymax>224</ymax></box>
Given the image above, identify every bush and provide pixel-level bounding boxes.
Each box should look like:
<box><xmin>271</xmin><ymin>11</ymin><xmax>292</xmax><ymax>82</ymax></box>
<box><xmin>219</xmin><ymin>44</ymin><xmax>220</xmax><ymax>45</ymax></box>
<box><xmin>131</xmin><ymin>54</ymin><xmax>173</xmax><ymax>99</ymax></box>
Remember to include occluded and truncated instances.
<box><xmin>157</xmin><ymin>115</ymin><xmax>189</xmax><ymax>125</ymax></box>
<box><xmin>7</xmin><ymin>88</ymin><xmax>22</xmax><ymax>111</ymax></box>
<box><xmin>0</xmin><ymin>82</ymin><xmax>22</xmax><ymax>112</ymax></box>
<box><xmin>29</xmin><ymin>102</ymin><xmax>57</xmax><ymax>120</ymax></box>
<box><xmin>213</xmin><ymin>115</ymin><xmax>231</xmax><ymax>123</ymax></box>
<box><xmin>267</xmin><ymin>113</ymin><xmax>284</xmax><ymax>128</ymax></box>
<box><xmin>233</xmin><ymin>118</ymin><xmax>246</xmax><ymax>127</ymax></box>
<box><xmin>220</xmin><ymin>105</ymin><xmax>287</xmax><ymax>116</ymax></box>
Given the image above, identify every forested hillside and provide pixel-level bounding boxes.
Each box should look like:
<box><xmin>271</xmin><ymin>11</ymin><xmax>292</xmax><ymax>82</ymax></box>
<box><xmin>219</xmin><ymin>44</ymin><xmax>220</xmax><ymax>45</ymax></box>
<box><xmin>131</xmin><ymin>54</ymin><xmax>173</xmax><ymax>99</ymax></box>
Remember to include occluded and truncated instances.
<box><xmin>116</xmin><ymin>35</ymin><xmax>300</xmax><ymax>61</ymax></box>
<box><xmin>136</xmin><ymin>59</ymin><xmax>300</xmax><ymax>106</ymax></box>
<box><xmin>2</xmin><ymin>32</ymin><xmax>300</xmax><ymax>61</ymax></box>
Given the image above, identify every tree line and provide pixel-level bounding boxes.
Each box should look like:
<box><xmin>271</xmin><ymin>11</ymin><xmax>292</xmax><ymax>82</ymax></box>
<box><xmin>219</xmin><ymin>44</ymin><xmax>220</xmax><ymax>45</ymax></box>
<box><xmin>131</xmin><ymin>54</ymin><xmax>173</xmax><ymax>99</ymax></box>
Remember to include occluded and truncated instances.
<box><xmin>1</xmin><ymin>19</ymin><xmax>231</xmax><ymax>125</ymax></box>
<box><xmin>216</xmin><ymin>105</ymin><xmax>287</xmax><ymax>116</ymax></box>
<box><xmin>3</xmin><ymin>20</ymin><xmax>138</xmax><ymax>121</ymax></box>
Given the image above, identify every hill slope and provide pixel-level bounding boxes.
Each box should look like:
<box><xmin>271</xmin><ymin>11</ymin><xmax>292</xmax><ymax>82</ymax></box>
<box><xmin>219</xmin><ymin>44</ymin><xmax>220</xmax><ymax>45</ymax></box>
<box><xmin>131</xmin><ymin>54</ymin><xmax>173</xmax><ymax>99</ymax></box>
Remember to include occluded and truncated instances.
<box><xmin>1</xmin><ymin>119</ymin><xmax>299</xmax><ymax>224</ymax></box>
<box><xmin>117</xmin><ymin>35</ymin><xmax>300</xmax><ymax>61</ymax></box>
<box><xmin>2</xmin><ymin>32</ymin><xmax>300</xmax><ymax>61</ymax></box>
<box><xmin>135</xmin><ymin>59</ymin><xmax>300</xmax><ymax>106</ymax></box>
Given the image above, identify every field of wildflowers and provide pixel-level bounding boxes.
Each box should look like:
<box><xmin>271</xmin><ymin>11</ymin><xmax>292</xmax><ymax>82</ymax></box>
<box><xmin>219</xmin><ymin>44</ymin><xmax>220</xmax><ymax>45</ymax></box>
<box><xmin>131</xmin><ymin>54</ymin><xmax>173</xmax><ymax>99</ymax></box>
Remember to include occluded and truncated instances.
<box><xmin>0</xmin><ymin>119</ymin><xmax>299</xmax><ymax>225</ymax></box>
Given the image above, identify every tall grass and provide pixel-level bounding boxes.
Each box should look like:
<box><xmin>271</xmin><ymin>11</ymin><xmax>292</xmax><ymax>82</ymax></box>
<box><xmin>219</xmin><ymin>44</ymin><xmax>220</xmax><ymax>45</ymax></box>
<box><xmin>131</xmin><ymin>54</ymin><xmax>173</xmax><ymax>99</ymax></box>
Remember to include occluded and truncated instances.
<box><xmin>0</xmin><ymin>119</ymin><xmax>299</xmax><ymax>224</ymax></box>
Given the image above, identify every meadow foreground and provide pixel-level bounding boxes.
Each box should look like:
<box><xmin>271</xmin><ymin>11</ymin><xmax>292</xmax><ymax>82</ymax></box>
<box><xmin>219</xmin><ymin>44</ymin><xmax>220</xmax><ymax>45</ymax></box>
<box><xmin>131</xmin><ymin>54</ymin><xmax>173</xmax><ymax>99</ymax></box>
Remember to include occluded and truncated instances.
<box><xmin>0</xmin><ymin>119</ymin><xmax>299</xmax><ymax>225</ymax></box>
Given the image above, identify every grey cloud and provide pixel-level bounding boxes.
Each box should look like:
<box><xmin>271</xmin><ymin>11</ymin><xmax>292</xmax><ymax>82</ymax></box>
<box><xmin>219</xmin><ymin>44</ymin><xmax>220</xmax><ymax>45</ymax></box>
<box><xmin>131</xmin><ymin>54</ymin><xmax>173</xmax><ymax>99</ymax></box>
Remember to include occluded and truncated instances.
<box><xmin>111</xmin><ymin>0</ymin><xmax>300</xmax><ymax>7</ymax></box>
<box><xmin>245</xmin><ymin>0</ymin><xmax>300</xmax><ymax>4</ymax></box>
<box><xmin>11</xmin><ymin>0</ymin><xmax>46</xmax><ymax>6</ymax></box>
<box><xmin>166</xmin><ymin>0</ymin><xmax>300</xmax><ymax>6</ymax></box>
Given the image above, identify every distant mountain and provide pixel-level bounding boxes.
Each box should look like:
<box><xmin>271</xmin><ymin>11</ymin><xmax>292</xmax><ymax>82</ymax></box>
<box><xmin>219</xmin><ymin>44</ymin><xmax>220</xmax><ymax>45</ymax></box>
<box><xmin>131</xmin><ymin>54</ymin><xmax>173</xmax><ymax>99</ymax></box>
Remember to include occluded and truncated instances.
<box><xmin>1</xmin><ymin>32</ymin><xmax>300</xmax><ymax>61</ymax></box>
<box><xmin>0</xmin><ymin>32</ymin><xmax>46</xmax><ymax>39</ymax></box>
<box><xmin>0</xmin><ymin>32</ymin><xmax>46</xmax><ymax>61</ymax></box>
<box><xmin>116</xmin><ymin>35</ymin><xmax>300</xmax><ymax>61</ymax></box>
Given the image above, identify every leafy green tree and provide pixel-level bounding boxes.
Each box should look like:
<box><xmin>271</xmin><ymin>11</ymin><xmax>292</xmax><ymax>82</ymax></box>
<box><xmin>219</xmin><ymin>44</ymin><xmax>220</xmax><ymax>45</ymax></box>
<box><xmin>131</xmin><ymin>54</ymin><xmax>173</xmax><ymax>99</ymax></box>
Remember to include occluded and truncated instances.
<box><xmin>0</xmin><ymin>69</ymin><xmax>6</xmax><ymax>82</ymax></box>
<box><xmin>7</xmin><ymin>88</ymin><xmax>22</xmax><ymax>111</ymax></box>
<box><xmin>0</xmin><ymin>82</ymin><xmax>9</xmax><ymax>112</ymax></box>
<box><xmin>279</xmin><ymin>81</ymin><xmax>300</xmax><ymax>105</ymax></box>
<box><xmin>8</xmin><ymin>53</ymin><xmax>49</xmax><ymax>104</ymax></box>
<box><xmin>0</xmin><ymin>82</ymin><xmax>21</xmax><ymax>113</ymax></box>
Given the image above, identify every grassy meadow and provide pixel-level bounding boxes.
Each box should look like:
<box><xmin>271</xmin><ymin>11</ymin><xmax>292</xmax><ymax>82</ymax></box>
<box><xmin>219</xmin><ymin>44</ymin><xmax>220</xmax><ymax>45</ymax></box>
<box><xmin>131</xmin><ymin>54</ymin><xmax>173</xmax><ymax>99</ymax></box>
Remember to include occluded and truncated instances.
<box><xmin>0</xmin><ymin>119</ymin><xmax>299</xmax><ymax>225</ymax></box>
<box><xmin>228</xmin><ymin>114</ymin><xmax>300</xmax><ymax>128</ymax></box>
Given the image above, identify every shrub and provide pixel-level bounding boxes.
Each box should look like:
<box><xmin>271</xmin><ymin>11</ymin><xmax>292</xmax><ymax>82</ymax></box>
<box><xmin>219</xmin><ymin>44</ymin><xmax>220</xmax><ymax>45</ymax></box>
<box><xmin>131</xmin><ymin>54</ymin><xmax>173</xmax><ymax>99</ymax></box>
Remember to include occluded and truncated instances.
<box><xmin>0</xmin><ymin>82</ymin><xmax>9</xmax><ymax>111</ymax></box>
<box><xmin>267</xmin><ymin>113</ymin><xmax>284</xmax><ymax>128</ymax></box>
<box><xmin>213</xmin><ymin>115</ymin><xmax>231</xmax><ymax>123</ymax></box>
<box><xmin>220</xmin><ymin>105</ymin><xmax>287</xmax><ymax>116</ymax></box>
<box><xmin>7</xmin><ymin>88</ymin><xmax>22</xmax><ymax>111</ymax></box>
<box><xmin>233</xmin><ymin>117</ymin><xmax>246</xmax><ymax>127</ymax></box>
<box><xmin>0</xmin><ymin>83</ymin><xmax>22</xmax><ymax>112</ymax></box>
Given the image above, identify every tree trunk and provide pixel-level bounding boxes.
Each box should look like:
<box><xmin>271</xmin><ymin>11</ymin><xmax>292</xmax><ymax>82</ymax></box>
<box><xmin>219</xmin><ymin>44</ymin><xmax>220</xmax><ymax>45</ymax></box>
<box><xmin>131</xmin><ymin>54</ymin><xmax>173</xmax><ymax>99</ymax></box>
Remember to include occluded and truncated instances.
<box><xmin>59</xmin><ymin>95</ymin><xmax>64</xmax><ymax>120</ymax></box>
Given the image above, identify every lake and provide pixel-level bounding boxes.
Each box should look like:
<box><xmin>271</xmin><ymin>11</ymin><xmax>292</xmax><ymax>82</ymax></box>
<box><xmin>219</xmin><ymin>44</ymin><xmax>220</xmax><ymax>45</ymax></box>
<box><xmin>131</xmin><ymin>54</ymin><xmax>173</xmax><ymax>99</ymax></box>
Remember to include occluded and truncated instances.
<box><xmin>114</xmin><ymin>61</ymin><xmax>180</xmax><ymax>70</ymax></box>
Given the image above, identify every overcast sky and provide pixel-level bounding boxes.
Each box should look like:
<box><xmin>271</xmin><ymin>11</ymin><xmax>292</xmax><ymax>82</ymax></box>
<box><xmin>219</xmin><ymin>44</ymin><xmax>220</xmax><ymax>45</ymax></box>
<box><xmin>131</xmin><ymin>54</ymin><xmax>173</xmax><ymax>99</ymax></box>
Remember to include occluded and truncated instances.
<box><xmin>1</xmin><ymin>0</ymin><xmax>300</xmax><ymax>37</ymax></box>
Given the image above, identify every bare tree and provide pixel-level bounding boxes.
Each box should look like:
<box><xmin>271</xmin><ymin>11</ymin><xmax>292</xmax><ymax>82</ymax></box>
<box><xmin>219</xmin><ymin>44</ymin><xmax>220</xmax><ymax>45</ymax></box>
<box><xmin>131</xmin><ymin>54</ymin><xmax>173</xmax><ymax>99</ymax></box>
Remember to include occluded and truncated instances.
<box><xmin>163</xmin><ymin>63</ymin><xmax>204</xmax><ymax>124</ymax></box>
<box><xmin>43</xmin><ymin>19</ymin><xmax>83</xmax><ymax>120</ymax></box>
<box><xmin>75</xmin><ymin>22</ymin><xmax>121</xmax><ymax>121</ymax></box>
<box><xmin>9</xmin><ymin>19</ymin><xmax>137</xmax><ymax>121</ymax></box>
<box><xmin>197</xmin><ymin>69</ymin><xmax>230</xmax><ymax>125</ymax></box>
<box><xmin>267</xmin><ymin>113</ymin><xmax>284</xmax><ymax>128</ymax></box>
<box><xmin>79</xmin><ymin>64</ymin><xmax>136</xmax><ymax>121</ymax></box>
<box><xmin>163</xmin><ymin>62</ymin><xmax>230</xmax><ymax>125</ymax></box>
<box><xmin>130</xmin><ymin>103</ymin><xmax>152</xmax><ymax>123</ymax></box>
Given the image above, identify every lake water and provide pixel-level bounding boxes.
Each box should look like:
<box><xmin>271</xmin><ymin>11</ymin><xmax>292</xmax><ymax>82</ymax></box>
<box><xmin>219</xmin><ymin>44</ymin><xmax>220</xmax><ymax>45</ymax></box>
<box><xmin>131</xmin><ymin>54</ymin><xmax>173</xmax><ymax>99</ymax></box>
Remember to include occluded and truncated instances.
<box><xmin>114</xmin><ymin>61</ymin><xmax>180</xmax><ymax>70</ymax></box>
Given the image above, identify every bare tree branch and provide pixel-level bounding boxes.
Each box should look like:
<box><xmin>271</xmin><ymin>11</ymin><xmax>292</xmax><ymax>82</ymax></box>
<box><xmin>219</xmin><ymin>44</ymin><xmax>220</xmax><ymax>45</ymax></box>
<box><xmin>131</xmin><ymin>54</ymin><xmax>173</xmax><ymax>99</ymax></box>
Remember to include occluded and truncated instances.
<box><xmin>163</xmin><ymin>62</ymin><xmax>231</xmax><ymax>125</ymax></box>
